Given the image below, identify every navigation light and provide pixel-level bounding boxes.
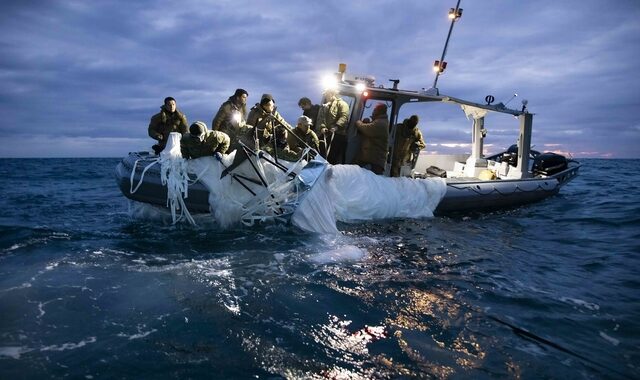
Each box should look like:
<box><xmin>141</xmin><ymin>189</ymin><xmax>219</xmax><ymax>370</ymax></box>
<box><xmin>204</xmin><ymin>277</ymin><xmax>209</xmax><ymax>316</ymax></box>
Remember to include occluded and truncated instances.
<box><xmin>448</xmin><ymin>8</ymin><xmax>463</xmax><ymax>20</ymax></box>
<box><xmin>433</xmin><ymin>60</ymin><xmax>447</xmax><ymax>73</ymax></box>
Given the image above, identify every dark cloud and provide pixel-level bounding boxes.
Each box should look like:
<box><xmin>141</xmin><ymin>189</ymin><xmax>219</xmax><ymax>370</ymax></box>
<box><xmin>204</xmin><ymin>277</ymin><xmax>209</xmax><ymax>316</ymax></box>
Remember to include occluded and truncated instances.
<box><xmin>0</xmin><ymin>0</ymin><xmax>638</xmax><ymax>157</ymax></box>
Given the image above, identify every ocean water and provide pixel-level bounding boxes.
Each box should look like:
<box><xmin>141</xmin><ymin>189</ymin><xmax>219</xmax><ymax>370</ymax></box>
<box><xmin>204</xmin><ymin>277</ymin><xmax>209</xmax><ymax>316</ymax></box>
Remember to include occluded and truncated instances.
<box><xmin>0</xmin><ymin>158</ymin><xmax>638</xmax><ymax>379</ymax></box>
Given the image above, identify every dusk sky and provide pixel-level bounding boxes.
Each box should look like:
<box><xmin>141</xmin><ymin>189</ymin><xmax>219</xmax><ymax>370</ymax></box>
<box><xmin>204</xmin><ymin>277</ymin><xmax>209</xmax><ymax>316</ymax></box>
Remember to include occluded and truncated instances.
<box><xmin>1</xmin><ymin>0</ymin><xmax>638</xmax><ymax>158</ymax></box>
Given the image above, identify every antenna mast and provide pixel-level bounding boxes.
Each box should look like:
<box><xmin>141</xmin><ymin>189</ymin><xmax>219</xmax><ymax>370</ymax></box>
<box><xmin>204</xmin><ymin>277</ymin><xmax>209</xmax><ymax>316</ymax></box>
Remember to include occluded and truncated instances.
<box><xmin>432</xmin><ymin>0</ymin><xmax>463</xmax><ymax>92</ymax></box>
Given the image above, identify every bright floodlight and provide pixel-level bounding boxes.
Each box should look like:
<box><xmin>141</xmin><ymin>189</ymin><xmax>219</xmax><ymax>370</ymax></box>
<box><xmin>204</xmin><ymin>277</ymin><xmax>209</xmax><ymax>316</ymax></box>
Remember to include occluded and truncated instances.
<box><xmin>448</xmin><ymin>7</ymin><xmax>463</xmax><ymax>20</ymax></box>
<box><xmin>355</xmin><ymin>82</ymin><xmax>366</xmax><ymax>92</ymax></box>
<box><xmin>322</xmin><ymin>74</ymin><xmax>338</xmax><ymax>90</ymax></box>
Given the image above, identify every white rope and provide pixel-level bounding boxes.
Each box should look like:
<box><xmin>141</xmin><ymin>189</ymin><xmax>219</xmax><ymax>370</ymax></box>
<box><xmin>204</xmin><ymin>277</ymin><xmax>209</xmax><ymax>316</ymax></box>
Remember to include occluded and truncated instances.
<box><xmin>130</xmin><ymin>157</ymin><xmax>159</xmax><ymax>194</ymax></box>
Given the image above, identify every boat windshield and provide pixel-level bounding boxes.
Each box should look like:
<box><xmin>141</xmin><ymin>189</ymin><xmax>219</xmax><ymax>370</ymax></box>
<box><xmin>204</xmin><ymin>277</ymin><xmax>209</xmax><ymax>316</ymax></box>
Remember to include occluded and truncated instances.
<box><xmin>363</xmin><ymin>97</ymin><xmax>395</xmax><ymax>126</ymax></box>
<box><xmin>396</xmin><ymin>100</ymin><xmax>522</xmax><ymax>157</ymax></box>
<box><xmin>339</xmin><ymin>94</ymin><xmax>357</xmax><ymax>125</ymax></box>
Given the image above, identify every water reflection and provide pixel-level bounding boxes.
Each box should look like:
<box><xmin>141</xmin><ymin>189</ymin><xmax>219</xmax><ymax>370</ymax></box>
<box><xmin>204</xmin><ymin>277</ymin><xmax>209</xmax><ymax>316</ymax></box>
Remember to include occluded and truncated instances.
<box><xmin>309</xmin><ymin>315</ymin><xmax>388</xmax><ymax>379</ymax></box>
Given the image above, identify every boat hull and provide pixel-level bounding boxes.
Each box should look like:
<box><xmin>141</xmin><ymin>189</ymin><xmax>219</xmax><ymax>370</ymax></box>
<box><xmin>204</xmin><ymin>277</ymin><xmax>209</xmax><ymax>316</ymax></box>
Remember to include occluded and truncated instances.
<box><xmin>115</xmin><ymin>152</ymin><xmax>211</xmax><ymax>213</ymax></box>
<box><xmin>115</xmin><ymin>152</ymin><xmax>580</xmax><ymax>217</ymax></box>
<box><xmin>434</xmin><ymin>164</ymin><xmax>579</xmax><ymax>214</ymax></box>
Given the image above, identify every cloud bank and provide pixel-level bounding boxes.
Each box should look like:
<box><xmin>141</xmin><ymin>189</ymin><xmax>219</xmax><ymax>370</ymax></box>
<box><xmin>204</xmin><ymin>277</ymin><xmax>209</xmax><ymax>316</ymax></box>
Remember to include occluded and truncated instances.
<box><xmin>0</xmin><ymin>0</ymin><xmax>638</xmax><ymax>158</ymax></box>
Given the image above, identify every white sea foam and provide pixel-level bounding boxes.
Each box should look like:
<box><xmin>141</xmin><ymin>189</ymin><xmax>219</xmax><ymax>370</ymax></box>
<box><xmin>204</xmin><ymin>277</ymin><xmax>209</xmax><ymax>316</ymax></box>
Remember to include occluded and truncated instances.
<box><xmin>6</xmin><ymin>243</ymin><xmax>25</xmax><ymax>252</ymax></box>
<box><xmin>599</xmin><ymin>331</ymin><xmax>620</xmax><ymax>346</ymax></box>
<box><xmin>559</xmin><ymin>297</ymin><xmax>600</xmax><ymax>311</ymax></box>
<box><xmin>308</xmin><ymin>245</ymin><xmax>367</xmax><ymax>264</ymax></box>
<box><xmin>40</xmin><ymin>336</ymin><xmax>97</xmax><ymax>352</ymax></box>
<box><xmin>117</xmin><ymin>325</ymin><xmax>158</xmax><ymax>340</ymax></box>
<box><xmin>0</xmin><ymin>346</ymin><xmax>30</xmax><ymax>359</ymax></box>
<box><xmin>0</xmin><ymin>282</ymin><xmax>32</xmax><ymax>293</ymax></box>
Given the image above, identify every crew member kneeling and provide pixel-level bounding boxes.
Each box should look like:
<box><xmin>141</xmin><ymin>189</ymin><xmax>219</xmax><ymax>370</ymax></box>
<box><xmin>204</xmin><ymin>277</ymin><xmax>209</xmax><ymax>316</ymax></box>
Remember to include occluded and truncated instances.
<box><xmin>181</xmin><ymin>121</ymin><xmax>230</xmax><ymax>159</ymax></box>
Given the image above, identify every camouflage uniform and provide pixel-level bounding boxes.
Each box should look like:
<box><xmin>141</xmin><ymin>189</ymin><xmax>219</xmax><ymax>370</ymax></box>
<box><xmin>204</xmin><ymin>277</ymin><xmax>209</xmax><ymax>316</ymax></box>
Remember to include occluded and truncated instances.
<box><xmin>317</xmin><ymin>95</ymin><xmax>349</xmax><ymax>164</ymax></box>
<box><xmin>180</xmin><ymin>130</ymin><xmax>230</xmax><ymax>159</ymax></box>
<box><xmin>391</xmin><ymin>120</ymin><xmax>426</xmax><ymax>177</ymax></box>
<box><xmin>246</xmin><ymin>104</ymin><xmax>291</xmax><ymax>149</ymax></box>
<box><xmin>316</xmin><ymin>96</ymin><xmax>349</xmax><ymax>135</ymax></box>
<box><xmin>211</xmin><ymin>96</ymin><xmax>248</xmax><ymax>150</ymax></box>
<box><xmin>288</xmin><ymin>127</ymin><xmax>320</xmax><ymax>154</ymax></box>
<box><xmin>263</xmin><ymin>144</ymin><xmax>300</xmax><ymax>162</ymax></box>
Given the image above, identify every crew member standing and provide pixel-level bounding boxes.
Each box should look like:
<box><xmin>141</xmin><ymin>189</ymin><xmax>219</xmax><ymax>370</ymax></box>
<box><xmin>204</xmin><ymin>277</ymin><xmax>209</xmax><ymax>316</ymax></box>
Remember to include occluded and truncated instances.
<box><xmin>355</xmin><ymin>103</ymin><xmax>389</xmax><ymax>175</ymax></box>
<box><xmin>390</xmin><ymin>115</ymin><xmax>426</xmax><ymax>177</ymax></box>
<box><xmin>317</xmin><ymin>89</ymin><xmax>349</xmax><ymax>164</ymax></box>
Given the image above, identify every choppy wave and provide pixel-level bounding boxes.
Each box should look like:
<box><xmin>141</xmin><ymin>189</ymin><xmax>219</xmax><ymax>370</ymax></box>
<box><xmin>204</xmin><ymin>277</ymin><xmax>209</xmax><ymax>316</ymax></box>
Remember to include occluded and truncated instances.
<box><xmin>0</xmin><ymin>158</ymin><xmax>638</xmax><ymax>379</ymax></box>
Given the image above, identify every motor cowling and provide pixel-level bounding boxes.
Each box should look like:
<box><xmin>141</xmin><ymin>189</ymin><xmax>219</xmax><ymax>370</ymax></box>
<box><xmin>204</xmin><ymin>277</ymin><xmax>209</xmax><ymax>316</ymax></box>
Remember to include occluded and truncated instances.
<box><xmin>532</xmin><ymin>153</ymin><xmax>568</xmax><ymax>176</ymax></box>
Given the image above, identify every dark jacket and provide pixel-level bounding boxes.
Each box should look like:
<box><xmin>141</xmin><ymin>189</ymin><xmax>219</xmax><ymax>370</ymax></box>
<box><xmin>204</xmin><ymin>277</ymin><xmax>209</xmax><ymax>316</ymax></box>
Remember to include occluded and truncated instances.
<box><xmin>246</xmin><ymin>104</ymin><xmax>291</xmax><ymax>148</ymax></box>
<box><xmin>355</xmin><ymin>113</ymin><xmax>389</xmax><ymax>169</ymax></box>
<box><xmin>303</xmin><ymin>104</ymin><xmax>321</xmax><ymax>130</ymax></box>
<box><xmin>211</xmin><ymin>97</ymin><xmax>247</xmax><ymax>147</ymax></box>
<box><xmin>148</xmin><ymin>106</ymin><xmax>188</xmax><ymax>148</ymax></box>
<box><xmin>180</xmin><ymin>130</ymin><xmax>230</xmax><ymax>159</ymax></box>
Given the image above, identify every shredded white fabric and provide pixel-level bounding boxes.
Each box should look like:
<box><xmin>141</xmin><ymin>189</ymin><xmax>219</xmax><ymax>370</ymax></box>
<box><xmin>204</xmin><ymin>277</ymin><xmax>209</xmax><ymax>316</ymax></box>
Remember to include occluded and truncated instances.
<box><xmin>292</xmin><ymin>165</ymin><xmax>446</xmax><ymax>233</ymax></box>
<box><xmin>187</xmin><ymin>151</ymin><xmax>306</xmax><ymax>228</ymax></box>
<box><xmin>158</xmin><ymin>132</ymin><xmax>196</xmax><ymax>225</ymax></box>
<box><xmin>138</xmin><ymin>137</ymin><xmax>447</xmax><ymax>232</ymax></box>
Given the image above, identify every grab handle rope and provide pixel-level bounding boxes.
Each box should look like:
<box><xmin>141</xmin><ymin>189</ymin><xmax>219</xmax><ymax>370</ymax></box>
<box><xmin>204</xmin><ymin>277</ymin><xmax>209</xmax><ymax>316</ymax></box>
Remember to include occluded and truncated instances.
<box><xmin>130</xmin><ymin>157</ymin><xmax>159</xmax><ymax>194</ymax></box>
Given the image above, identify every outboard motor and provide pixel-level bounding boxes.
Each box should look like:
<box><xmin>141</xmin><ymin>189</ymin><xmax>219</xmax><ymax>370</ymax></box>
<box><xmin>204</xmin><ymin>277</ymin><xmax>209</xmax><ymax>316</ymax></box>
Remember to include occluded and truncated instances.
<box><xmin>492</xmin><ymin>144</ymin><xmax>542</xmax><ymax>166</ymax></box>
<box><xmin>503</xmin><ymin>144</ymin><xmax>519</xmax><ymax>166</ymax></box>
<box><xmin>532</xmin><ymin>152</ymin><xmax>568</xmax><ymax>176</ymax></box>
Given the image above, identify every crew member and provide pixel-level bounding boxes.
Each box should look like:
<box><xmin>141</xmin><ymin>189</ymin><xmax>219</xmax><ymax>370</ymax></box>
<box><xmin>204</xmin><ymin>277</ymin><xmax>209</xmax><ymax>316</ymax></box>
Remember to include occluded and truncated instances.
<box><xmin>180</xmin><ymin>121</ymin><xmax>230</xmax><ymax>159</ymax></box>
<box><xmin>148</xmin><ymin>96</ymin><xmax>189</xmax><ymax>154</ymax></box>
<box><xmin>391</xmin><ymin>115</ymin><xmax>426</xmax><ymax>177</ymax></box>
<box><xmin>288</xmin><ymin>115</ymin><xmax>320</xmax><ymax>156</ymax></box>
<box><xmin>246</xmin><ymin>94</ymin><xmax>291</xmax><ymax>149</ymax></box>
<box><xmin>263</xmin><ymin>126</ymin><xmax>299</xmax><ymax>162</ymax></box>
<box><xmin>317</xmin><ymin>89</ymin><xmax>349</xmax><ymax>164</ymax></box>
<box><xmin>355</xmin><ymin>103</ymin><xmax>389</xmax><ymax>175</ymax></box>
<box><xmin>211</xmin><ymin>88</ymin><xmax>249</xmax><ymax>151</ymax></box>
<box><xmin>298</xmin><ymin>97</ymin><xmax>321</xmax><ymax>129</ymax></box>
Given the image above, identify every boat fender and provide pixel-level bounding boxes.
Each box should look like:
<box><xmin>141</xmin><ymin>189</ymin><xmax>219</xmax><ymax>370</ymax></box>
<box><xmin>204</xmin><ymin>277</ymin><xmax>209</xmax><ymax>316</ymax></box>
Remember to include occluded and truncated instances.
<box><xmin>478</xmin><ymin>169</ymin><xmax>496</xmax><ymax>181</ymax></box>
